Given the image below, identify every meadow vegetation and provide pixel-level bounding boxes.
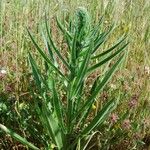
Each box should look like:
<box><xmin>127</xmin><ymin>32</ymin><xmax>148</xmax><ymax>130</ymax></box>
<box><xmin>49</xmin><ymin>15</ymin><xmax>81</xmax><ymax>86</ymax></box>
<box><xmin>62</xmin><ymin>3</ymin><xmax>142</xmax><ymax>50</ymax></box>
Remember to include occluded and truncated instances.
<box><xmin>0</xmin><ymin>0</ymin><xmax>150</xmax><ymax>150</ymax></box>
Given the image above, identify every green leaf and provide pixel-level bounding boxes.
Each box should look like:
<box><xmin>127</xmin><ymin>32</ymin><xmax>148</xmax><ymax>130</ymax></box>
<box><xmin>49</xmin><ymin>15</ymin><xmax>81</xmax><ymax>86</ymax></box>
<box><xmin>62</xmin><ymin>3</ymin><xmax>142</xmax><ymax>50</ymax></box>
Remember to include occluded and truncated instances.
<box><xmin>88</xmin><ymin>43</ymin><xmax>128</xmax><ymax>73</ymax></box>
<box><xmin>41</xmin><ymin>30</ymin><xmax>55</xmax><ymax>63</ymax></box>
<box><xmin>81</xmin><ymin>99</ymin><xmax>115</xmax><ymax>135</ymax></box>
<box><xmin>93</xmin><ymin>24</ymin><xmax>114</xmax><ymax>53</ymax></box>
<box><xmin>41</xmin><ymin>102</ymin><xmax>64</xmax><ymax>149</ymax></box>
<box><xmin>27</xmin><ymin>28</ymin><xmax>67</xmax><ymax>81</ymax></box>
<box><xmin>92</xmin><ymin>35</ymin><xmax>127</xmax><ymax>59</ymax></box>
<box><xmin>29</xmin><ymin>53</ymin><xmax>64</xmax><ymax>148</ymax></box>
<box><xmin>28</xmin><ymin>52</ymin><xmax>42</xmax><ymax>89</ymax></box>
<box><xmin>45</xmin><ymin>19</ymin><xmax>71</xmax><ymax>71</ymax></box>
<box><xmin>0</xmin><ymin>124</ymin><xmax>40</xmax><ymax>150</ymax></box>
<box><xmin>28</xmin><ymin>52</ymin><xmax>48</xmax><ymax>89</ymax></box>
<box><xmin>73</xmin><ymin>54</ymin><xmax>125</xmax><ymax>122</ymax></box>
<box><xmin>75</xmin><ymin>40</ymin><xmax>94</xmax><ymax>92</ymax></box>
<box><xmin>56</xmin><ymin>17</ymin><xmax>72</xmax><ymax>39</ymax></box>
<box><xmin>90</xmin><ymin>76</ymin><xmax>100</xmax><ymax>94</ymax></box>
<box><xmin>52</xmin><ymin>79</ymin><xmax>66</xmax><ymax>133</ymax></box>
<box><xmin>71</xmin><ymin>29</ymin><xmax>78</xmax><ymax>69</ymax></box>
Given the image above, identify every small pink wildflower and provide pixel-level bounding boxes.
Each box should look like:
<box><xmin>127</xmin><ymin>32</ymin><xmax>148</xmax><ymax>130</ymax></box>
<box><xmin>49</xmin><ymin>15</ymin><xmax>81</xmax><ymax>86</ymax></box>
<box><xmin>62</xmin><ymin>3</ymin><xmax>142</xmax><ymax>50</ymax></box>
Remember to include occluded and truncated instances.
<box><xmin>122</xmin><ymin>119</ymin><xmax>131</xmax><ymax>130</ymax></box>
<box><xmin>128</xmin><ymin>95</ymin><xmax>138</xmax><ymax>108</ymax></box>
<box><xmin>110</xmin><ymin>113</ymin><xmax>118</xmax><ymax>124</ymax></box>
<box><xmin>133</xmin><ymin>133</ymin><xmax>141</xmax><ymax>140</ymax></box>
<box><xmin>5</xmin><ymin>85</ymin><xmax>12</xmax><ymax>92</ymax></box>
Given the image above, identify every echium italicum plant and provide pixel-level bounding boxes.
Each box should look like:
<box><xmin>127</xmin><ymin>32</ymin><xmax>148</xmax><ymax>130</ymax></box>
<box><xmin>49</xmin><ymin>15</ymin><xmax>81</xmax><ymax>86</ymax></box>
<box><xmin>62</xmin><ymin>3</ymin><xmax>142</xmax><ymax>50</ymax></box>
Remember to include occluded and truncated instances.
<box><xmin>0</xmin><ymin>7</ymin><xmax>128</xmax><ymax>150</ymax></box>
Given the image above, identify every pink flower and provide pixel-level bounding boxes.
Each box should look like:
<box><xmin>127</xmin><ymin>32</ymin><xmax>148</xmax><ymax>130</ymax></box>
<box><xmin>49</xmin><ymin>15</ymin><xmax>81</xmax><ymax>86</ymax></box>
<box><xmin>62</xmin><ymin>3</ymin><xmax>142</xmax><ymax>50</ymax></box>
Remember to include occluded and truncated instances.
<box><xmin>133</xmin><ymin>133</ymin><xmax>140</xmax><ymax>140</ymax></box>
<box><xmin>5</xmin><ymin>85</ymin><xmax>12</xmax><ymax>92</ymax></box>
<box><xmin>128</xmin><ymin>95</ymin><xmax>138</xmax><ymax>108</ymax></box>
<box><xmin>110</xmin><ymin>113</ymin><xmax>118</xmax><ymax>124</ymax></box>
<box><xmin>122</xmin><ymin>119</ymin><xmax>131</xmax><ymax>130</ymax></box>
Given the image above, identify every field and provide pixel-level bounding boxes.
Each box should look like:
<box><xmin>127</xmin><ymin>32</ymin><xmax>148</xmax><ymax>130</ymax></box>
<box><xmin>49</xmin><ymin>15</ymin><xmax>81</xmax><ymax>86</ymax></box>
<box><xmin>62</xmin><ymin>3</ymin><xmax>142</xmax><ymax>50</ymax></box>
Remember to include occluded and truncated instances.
<box><xmin>0</xmin><ymin>0</ymin><xmax>150</xmax><ymax>150</ymax></box>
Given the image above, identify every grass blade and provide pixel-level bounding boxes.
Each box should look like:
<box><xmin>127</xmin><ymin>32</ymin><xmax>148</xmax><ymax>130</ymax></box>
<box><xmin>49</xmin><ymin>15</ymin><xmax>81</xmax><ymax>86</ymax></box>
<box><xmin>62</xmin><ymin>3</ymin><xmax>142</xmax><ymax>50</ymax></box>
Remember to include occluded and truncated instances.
<box><xmin>28</xmin><ymin>52</ymin><xmax>49</xmax><ymax>89</ymax></box>
<box><xmin>75</xmin><ymin>40</ymin><xmax>94</xmax><ymax>92</ymax></box>
<box><xmin>71</xmin><ymin>29</ymin><xmax>78</xmax><ymax>69</ymax></box>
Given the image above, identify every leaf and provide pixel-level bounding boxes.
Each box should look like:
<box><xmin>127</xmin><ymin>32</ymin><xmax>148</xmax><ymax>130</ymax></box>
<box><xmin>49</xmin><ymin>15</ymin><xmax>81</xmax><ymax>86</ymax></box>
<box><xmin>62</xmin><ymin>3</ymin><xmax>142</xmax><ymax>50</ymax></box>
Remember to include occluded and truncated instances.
<box><xmin>41</xmin><ymin>102</ymin><xmax>64</xmax><ymax>149</ymax></box>
<box><xmin>88</xmin><ymin>43</ymin><xmax>129</xmax><ymax>73</ymax></box>
<box><xmin>90</xmin><ymin>76</ymin><xmax>100</xmax><ymax>94</ymax></box>
<box><xmin>27</xmin><ymin>28</ymin><xmax>67</xmax><ymax>81</ymax></box>
<box><xmin>73</xmin><ymin>54</ymin><xmax>125</xmax><ymax>122</ymax></box>
<box><xmin>92</xmin><ymin>35</ymin><xmax>127</xmax><ymax>59</ymax></box>
<box><xmin>29</xmin><ymin>53</ymin><xmax>64</xmax><ymax>148</ymax></box>
<box><xmin>71</xmin><ymin>29</ymin><xmax>78</xmax><ymax>69</ymax></box>
<box><xmin>74</xmin><ymin>40</ymin><xmax>94</xmax><ymax>93</ymax></box>
<box><xmin>41</xmin><ymin>30</ymin><xmax>55</xmax><ymax>63</ymax></box>
<box><xmin>0</xmin><ymin>124</ymin><xmax>40</xmax><ymax>150</ymax></box>
<box><xmin>28</xmin><ymin>52</ymin><xmax>42</xmax><ymax>89</ymax></box>
<box><xmin>52</xmin><ymin>79</ymin><xmax>66</xmax><ymax>133</ymax></box>
<box><xmin>92</xmin><ymin>24</ymin><xmax>114</xmax><ymax>53</ymax></box>
<box><xmin>45</xmin><ymin>19</ymin><xmax>71</xmax><ymax>71</ymax></box>
<box><xmin>56</xmin><ymin>17</ymin><xmax>72</xmax><ymax>39</ymax></box>
<box><xmin>28</xmin><ymin>52</ymin><xmax>48</xmax><ymax>89</ymax></box>
<box><xmin>81</xmin><ymin>99</ymin><xmax>115</xmax><ymax>135</ymax></box>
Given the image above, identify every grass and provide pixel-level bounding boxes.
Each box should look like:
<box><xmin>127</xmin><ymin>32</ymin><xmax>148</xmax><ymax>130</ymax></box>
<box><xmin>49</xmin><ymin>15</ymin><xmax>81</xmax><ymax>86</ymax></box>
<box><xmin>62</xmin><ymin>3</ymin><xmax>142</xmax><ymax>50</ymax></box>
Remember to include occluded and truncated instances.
<box><xmin>0</xmin><ymin>0</ymin><xmax>150</xmax><ymax>150</ymax></box>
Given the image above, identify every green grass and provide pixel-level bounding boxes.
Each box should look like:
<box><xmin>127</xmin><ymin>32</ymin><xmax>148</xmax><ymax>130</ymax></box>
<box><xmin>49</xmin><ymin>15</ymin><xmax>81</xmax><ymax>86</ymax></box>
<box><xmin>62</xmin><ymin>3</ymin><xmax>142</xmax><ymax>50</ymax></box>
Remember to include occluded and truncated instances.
<box><xmin>0</xmin><ymin>0</ymin><xmax>150</xmax><ymax>149</ymax></box>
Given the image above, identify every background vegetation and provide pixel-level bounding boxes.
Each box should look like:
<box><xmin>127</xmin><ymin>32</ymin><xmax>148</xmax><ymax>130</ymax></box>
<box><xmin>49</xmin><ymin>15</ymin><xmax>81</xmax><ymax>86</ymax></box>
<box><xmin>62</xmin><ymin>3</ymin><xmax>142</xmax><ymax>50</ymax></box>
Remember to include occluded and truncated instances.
<box><xmin>0</xmin><ymin>0</ymin><xmax>150</xmax><ymax>149</ymax></box>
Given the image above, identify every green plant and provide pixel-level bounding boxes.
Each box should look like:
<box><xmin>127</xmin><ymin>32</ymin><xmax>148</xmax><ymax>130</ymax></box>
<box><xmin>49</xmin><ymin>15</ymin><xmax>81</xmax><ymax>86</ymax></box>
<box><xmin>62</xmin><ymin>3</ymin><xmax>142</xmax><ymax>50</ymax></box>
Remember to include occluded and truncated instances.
<box><xmin>0</xmin><ymin>7</ymin><xmax>128</xmax><ymax>150</ymax></box>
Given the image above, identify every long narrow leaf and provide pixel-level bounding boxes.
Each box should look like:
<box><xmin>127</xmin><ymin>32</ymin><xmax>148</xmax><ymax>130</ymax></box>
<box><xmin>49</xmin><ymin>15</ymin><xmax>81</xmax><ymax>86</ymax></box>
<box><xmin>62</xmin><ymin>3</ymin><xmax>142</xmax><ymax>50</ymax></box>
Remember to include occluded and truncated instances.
<box><xmin>71</xmin><ymin>29</ymin><xmax>78</xmax><ymax>68</ymax></box>
<box><xmin>0</xmin><ymin>124</ymin><xmax>40</xmax><ymax>150</ymax></box>
<box><xmin>27</xmin><ymin>29</ymin><xmax>67</xmax><ymax>81</ymax></box>
<box><xmin>81</xmin><ymin>99</ymin><xmax>115</xmax><ymax>135</ymax></box>
<box><xmin>92</xmin><ymin>35</ymin><xmax>127</xmax><ymax>59</ymax></box>
<box><xmin>92</xmin><ymin>24</ymin><xmax>114</xmax><ymax>53</ymax></box>
<box><xmin>45</xmin><ymin>19</ymin><xmax>71</xmax><ymax>71</ymax></box>
<box><xmin>88</xmin><ymin>43</ymin><xmax>129</xmax><ymax>73</ymax></box>
<box><xmin>28</xmin><ymin>52</ymin><xmax>49</xmax><ymax>89</ymax></box>
<box><xmin>28</xmin><ymin>53</ymin><xmax>41</xmax><ymax>88</ymax></box>
<box><xmin>56</xmin><ymin>17</ymin><xmax>72</xmax><ymax>39</ymax></box>
<box><xmin>73</xmin><ymin>54</ymin><xmax>125</xmax><ymax>122</ymax></box>
<box><xmin>41</xmin><ymin>103</ymin><xmax>64</xmax><ymax>149</ymax></box>
<box><xmin>75</xmin><ymin>40</ymin><xmax>94</xmax><ymax>92</ymax></box>
<box><xmin>52</xmin><ymin>79</ymin><xmax>66</xmax><ymax>133</ymax></box>
<box><xmin>41</xmin><ymin>30</ymin><xmax>55</xmax><ymax>63</ymax></box>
